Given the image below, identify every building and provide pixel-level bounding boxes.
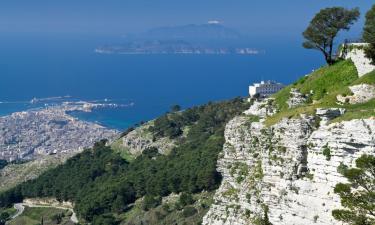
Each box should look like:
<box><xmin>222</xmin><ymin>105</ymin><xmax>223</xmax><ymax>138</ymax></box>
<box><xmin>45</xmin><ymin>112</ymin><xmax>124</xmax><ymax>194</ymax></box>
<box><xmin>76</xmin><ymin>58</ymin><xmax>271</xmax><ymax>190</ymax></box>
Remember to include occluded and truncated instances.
<box><xmin>249</xmin><ymin>80</ymin><xmax>285</xmax><ymax>98</ymax></box>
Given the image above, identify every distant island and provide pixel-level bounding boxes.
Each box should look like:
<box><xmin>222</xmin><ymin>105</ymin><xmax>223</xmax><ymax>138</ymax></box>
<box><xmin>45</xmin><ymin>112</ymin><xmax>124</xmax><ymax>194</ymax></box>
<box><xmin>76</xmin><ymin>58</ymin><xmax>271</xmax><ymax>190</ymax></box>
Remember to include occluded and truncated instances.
<box><xmin>95</xmin><ymin>22</ymin><xmax>262</xmax><ymax>55</ymax></box>
<box><xmin>95</xmin><ymin>40</ymin><xmax>260</xmax><ymax>55</ymax></box>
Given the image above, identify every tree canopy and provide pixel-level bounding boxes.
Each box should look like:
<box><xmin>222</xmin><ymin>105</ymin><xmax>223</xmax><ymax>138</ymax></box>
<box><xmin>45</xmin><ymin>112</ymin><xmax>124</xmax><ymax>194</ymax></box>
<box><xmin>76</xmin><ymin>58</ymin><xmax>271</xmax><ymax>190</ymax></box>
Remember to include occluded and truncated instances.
<box><xmin>303</xmin><ymin>7</ymin><xmax>360</xmax><ymax>65</ymax></box>
<box><xmin>332</xmin><ymin>154</ymin><xmax>375</xmax><ymax>225</ymax></box>
<box><xmin>0</xmin><ymin>98</ymin><xmax>249</xmax><ymax>224</ymax></box>
<box><xmin>363</xmin><ymin>4</ymin><xmax>375</xmax><ymax>65</ymax></box>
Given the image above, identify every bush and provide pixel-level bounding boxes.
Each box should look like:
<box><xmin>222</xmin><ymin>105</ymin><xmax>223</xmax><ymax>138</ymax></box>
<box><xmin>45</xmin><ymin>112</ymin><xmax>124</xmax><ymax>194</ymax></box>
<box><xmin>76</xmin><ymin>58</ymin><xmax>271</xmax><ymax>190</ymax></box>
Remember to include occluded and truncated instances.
<box><xmin>182</xmin><ymin>206</ymin><xmax>197</xmax><ymax>218</ymax></box>
<box><xmin>0</xmin><ymin>98</ymin><xmax>249</xmax><ymax>222</ymax></box>
<box><xmin>92</xmin><ymin>214</ymin><xmax>119</xmax><ymax>225</ymax></box>
<box><xmin>142</xmin><ymin>195</ymin><xmax>162</xmax><ymax>211</ymax></box>
<box><xmin>322</xmin><ymin>145</ymin><xmax>331</xmax><ymax>161</ymax></box>
<box><xmin>179</xmin><ymin>192</ymin><xmax>195</xmax><ymax>207</ymax></box>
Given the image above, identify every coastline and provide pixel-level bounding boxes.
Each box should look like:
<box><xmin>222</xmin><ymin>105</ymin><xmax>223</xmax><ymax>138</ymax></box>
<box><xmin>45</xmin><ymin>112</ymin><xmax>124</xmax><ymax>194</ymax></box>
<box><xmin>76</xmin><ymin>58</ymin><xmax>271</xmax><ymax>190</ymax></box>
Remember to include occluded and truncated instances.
<box><xmin>0</xmin><ymin>102</ymin><xmax>121</xmax><ymax>162</ymax></box>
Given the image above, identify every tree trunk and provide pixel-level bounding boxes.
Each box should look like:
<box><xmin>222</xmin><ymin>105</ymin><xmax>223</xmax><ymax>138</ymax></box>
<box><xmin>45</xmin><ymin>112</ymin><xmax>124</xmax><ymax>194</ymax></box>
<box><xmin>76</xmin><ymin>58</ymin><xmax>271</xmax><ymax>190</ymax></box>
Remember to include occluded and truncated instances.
<box><xmin>322</xmin><ymin>51</ymin><xmax>334</xmax><ymax>65</ymax></box>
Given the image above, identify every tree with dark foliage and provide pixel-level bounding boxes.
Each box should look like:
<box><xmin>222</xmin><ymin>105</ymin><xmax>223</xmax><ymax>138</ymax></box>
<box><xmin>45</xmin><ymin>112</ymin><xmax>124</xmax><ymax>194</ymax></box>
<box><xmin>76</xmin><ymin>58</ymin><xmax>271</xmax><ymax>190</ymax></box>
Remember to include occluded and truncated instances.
<box><xmin>332</xmin><ymin>155</ymin><xmax>375</xmax><ymax>225</ymax></box>
<box><xmin>303</xmin><ymin>7</ymin><xmax>360</xmax><ymax>65</ymax></box>
<box><xmin>363</xmin><ymin>4</ymin><xmax>375</xmax><ymax>65</ymax></box>
<box><xmin>0</xmin><ymin>98</ymin><xmax>249</xmax><ymax>223</ymax></box>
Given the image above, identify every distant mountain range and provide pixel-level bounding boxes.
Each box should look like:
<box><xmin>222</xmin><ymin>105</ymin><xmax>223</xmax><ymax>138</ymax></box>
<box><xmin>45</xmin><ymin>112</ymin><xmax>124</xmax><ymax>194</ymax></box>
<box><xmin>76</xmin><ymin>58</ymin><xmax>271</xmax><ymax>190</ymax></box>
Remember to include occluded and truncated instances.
<box><xmin>96</xmin><ymin>23</ymin><xmax>260</xmax><ymax>55</ymax></box>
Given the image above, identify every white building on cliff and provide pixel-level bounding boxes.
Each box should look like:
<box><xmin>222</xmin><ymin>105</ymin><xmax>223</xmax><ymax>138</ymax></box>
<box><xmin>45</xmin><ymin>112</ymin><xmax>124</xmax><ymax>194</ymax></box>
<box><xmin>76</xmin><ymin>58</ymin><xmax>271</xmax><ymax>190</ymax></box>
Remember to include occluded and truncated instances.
<box><xmin>249</xmin><ymin>80</ymin><xmax>285</xmax><ymax>98</ymax></box>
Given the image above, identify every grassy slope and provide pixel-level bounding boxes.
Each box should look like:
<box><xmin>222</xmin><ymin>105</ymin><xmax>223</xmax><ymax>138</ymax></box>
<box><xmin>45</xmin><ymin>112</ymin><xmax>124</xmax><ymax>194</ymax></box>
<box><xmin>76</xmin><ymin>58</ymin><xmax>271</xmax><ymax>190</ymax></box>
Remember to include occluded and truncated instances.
<box><xmin>266</xmin><ymin>60</ymin><xmax>375</xmax><ymax>126</ymax></box>
<box><xmin>110</xmin><ymin>138</ymin><xmax>135</xmax><ymax>162</ymax></box>
<box><xmin>119</xmin><ymin>192</ymin><xmax>214</xmax><ymax>225</ymax></box>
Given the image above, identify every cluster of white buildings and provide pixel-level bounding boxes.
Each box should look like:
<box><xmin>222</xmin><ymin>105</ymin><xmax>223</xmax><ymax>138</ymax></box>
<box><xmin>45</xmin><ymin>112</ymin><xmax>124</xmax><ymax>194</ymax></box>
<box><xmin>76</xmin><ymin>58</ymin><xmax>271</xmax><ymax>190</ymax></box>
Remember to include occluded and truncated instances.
<box><xmin>0</xmin><ymin>106</ymin><xmax>118</xmax><ymax>162</ymax></box>
<box><xmin>249</xmin><ymin>80</ymin><xmax>285</xmax><ymax>98</ymax></box>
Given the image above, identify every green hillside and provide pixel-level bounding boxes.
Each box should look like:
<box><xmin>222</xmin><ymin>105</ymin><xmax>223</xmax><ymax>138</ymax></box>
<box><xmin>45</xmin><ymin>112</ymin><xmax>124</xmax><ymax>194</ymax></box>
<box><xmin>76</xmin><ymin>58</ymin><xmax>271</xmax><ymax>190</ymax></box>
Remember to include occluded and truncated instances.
<box><xmin>267</xmin><ymin>60</ymin><xmax>375</xmax><ymax>126</ymax></box>
<box><xmin>1</xmin><ymin>60</ymin><xmax>374</xmax><ymax>225</ymax></box>
<box><xmin>0</xmin><ymin>98</ymin><xmax>249</xmax><ymax>225</ymax></box>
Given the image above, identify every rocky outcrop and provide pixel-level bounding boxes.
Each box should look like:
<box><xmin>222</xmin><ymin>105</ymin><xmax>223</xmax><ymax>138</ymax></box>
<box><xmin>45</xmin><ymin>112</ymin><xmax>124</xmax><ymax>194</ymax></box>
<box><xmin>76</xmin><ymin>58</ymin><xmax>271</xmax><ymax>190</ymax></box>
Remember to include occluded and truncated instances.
<box><xmin>337</xmin><ymin>84</ymin><xmax>375</xmax><ymax>104</ymax></box>
<box><xmin>343</xmin><ymin>43</ymin><xmax>375</xmax><ymax>77</ymax></box>
<box><xmin>203</xmin><ymin>107</ymin><xmax>375</xmax><ymax>225</ymax></box>
<box><xmin>287</xmin><ymin>88</ymin><xmax>308</xmax><ymax>108</ymax></box>
<box><xmin>122</xmin><ymin>122</ymin><xmax>176</xmax><ymax>155</ymax></box>
<box><xmin>244</xmin><ymin>99</ymin><xmax>276</xmax><ymax>118</ymax></box>
<box><xmin>315</xmin><ymin>108</ymin><xmax>346</xmax><ymax>125</ymax></box>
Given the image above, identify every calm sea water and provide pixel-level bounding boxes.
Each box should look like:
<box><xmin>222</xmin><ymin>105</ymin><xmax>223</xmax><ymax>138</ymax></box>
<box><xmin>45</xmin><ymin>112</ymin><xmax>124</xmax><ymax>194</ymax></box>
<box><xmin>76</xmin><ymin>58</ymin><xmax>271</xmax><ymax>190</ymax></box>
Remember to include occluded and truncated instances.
<box><xmin>0</xmin><ymin>34</ymin><xmax>324</xmax><ymax>130</ymax></box>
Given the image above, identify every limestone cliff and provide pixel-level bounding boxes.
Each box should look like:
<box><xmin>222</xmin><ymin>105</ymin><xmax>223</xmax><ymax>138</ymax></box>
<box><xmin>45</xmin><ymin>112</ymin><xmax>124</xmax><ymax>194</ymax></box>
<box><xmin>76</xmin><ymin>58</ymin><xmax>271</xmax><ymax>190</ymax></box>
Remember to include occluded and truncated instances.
<box><xmin>203</xmin><ymin>109</ymin><xmax>374</xmax><ymax>225</ymax></box>
<box><xmin>203</xmin><ymin>50</ymin><xmax>375</xmax><ymax>225</ymax></box>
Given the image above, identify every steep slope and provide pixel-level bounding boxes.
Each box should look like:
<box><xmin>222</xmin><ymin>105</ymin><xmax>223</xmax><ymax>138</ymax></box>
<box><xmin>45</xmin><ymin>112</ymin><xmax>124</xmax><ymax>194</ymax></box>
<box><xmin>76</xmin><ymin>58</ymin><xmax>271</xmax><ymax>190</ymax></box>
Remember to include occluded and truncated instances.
<box><xmin>0</xmin><ymin>98</ymin><xmax>250</xmax><ymax>224</ymax></box>
<box><xmin>203</xmin><ymin>56</ymin><xmax>375</xmax><ymax>225</ymax></box>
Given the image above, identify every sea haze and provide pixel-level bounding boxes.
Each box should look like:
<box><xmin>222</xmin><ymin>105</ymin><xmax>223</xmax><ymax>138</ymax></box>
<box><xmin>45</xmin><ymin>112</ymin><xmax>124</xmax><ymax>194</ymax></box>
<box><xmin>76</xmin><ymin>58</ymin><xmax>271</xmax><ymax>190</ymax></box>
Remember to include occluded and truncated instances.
<box><xmin>0</xmin><ymin>33</ymin><xmax>324</xmax><ymax>130</ymax></box>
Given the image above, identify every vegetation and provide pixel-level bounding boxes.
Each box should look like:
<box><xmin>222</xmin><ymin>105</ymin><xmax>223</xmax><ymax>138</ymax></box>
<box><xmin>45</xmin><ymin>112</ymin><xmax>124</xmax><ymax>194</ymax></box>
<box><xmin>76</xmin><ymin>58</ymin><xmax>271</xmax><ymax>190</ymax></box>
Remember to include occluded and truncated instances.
<box><xmin>110</xmin><ymin>138</ymin><xmax>135</xmax><ymax>162</ymax></box>
<box><xmin>267</xmin><ymin>60</ymin><xmax>375</xmax><ymax>126</ymax></box>
<box><xmin>322</xmin><ymin>144</ymin><xmax>331</xmax><ymax>161</ymax></box>
<box><xmin>170</xmin><ymin>105</ymin><xmax>181</xmax><ymax>113</ymax></box>
<box><xmin>0</xmin><ymin>98</ymin><xmax>249</xmax><ymax>224</ymax></box>
<box><xmin>122</xmin><ymin>192</ymin><xmax>214</xmax><ymax>225</ymax></box>
<box><xmin>303</xmin><ymin>7</ymin><xmax>360</xmax><ymax>65</ymax></box>
<box><xmin>363</xmin><ymin>4</ymin><xmax>375</xmax><ymax>65</ymax></box>
<box><xmin>351</xmin><ymin>70</ymin><xmax>375</xmax><ymax>85</ymax></box>
<box><xmin>0</xmin><ymin>207</ymin><xmax>15</xmax><ymax>225</ymax></box>
<box><xmin>8</xmin><ymin>206</ymin><xmax>72</xmax><ymax>225</ymax></box>
<box><xmin>0</xmin><ymin>155</ymin><xmax>72</xmax><ymax>193</ymax></box>
<box><xmin>332</xmin><ymin>155</ymin><xmax>375</xmax><ymax>225</ymax></box>
<box><xmin>0</xmin><ymin>160</ymin><xmax>8</xmax><ymax>170</ymax></box>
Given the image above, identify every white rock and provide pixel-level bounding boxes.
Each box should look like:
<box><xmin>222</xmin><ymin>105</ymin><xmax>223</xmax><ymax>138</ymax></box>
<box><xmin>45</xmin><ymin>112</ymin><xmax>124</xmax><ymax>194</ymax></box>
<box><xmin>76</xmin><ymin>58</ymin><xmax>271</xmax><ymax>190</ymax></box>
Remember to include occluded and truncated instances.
<box><xmin>343</xmin><ymin>43</ymin><xmax>375</xmax><ymax>77</ymax></box>
<box><xmin>337</xmin><ymin>84</ymin><xmax>375</xmax><ymax>104</ymax></box>
<box><xmin>203</xmin><ymin>113</ymin><xmax>375</xmax><ymax>225</ymax></box>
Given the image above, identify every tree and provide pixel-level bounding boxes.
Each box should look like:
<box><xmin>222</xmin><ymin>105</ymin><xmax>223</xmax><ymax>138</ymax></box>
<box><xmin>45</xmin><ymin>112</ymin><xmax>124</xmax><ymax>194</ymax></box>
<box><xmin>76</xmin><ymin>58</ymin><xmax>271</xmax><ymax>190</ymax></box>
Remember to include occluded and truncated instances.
<box><xmin>179</xmin><ymin>192</ymin><xmax>195</xmax><ymax>207</ymax></box>
<box><xmin>141</xmin><ymin>195</ymin><xmax>162</xmax><ymax>211</ymax></box>
<box><xmin>0</xmin><ymin>212</ymin><xmax>9</xmax><ymax>225</ymax></box>
<box><xmin>303</xmin><ymin>7</ymin><xmax>360</xmax><ymax>65</ymax></box>
<box><xmin>332</xmin><ymin>155</ymin><xmax>375</xmax><ymax>225</ymax></box>
<box><xmin>363</xmin><ymin>4</ymin><xmax>375</xmax><ymax>65</ymax></box>
<box><xmin>171</xmin><ymin>105</ymin><xmax>181</xmax><ymax>112</ymax></box>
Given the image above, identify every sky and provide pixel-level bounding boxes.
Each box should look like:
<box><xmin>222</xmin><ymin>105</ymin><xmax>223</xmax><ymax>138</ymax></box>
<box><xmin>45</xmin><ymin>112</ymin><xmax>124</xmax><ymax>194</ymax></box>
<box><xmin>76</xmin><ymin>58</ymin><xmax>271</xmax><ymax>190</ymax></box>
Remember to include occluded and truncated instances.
<box><xmin>0</xmin><ymin>0</ymin><xmax>373</xmax><ymax>38</ymax></box>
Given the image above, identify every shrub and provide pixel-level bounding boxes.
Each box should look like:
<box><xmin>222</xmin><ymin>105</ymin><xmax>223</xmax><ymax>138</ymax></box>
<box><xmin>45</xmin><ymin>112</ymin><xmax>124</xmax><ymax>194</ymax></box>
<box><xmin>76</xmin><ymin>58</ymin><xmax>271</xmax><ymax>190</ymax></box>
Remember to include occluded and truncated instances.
<box><xmin>182</xmin><ymin>206</ymin><xmax>198</xmax><ymax>218</ymax></box>
<box><xmin>142</xmin><ymin>195</ymin><xmax>162</xmax><ymax>211</ymax></box>
<box><xmin>322</xmin><ymin>145</ymin><xmax>331</xmax><ymax>161</ymax></box>
<box><xmin>179</xmin><ymin>192</ymin><xmax>195</xmax><ymax>207</ymax></box>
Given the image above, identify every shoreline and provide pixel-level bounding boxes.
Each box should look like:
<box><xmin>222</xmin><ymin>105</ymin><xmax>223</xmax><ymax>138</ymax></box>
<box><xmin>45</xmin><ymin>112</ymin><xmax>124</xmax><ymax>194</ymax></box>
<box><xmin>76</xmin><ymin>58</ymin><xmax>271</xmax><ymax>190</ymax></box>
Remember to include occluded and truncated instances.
<box><xmin>0</xmin><ymin>102</ymin><xmax>121</xmax><ymax>162</ymax></box>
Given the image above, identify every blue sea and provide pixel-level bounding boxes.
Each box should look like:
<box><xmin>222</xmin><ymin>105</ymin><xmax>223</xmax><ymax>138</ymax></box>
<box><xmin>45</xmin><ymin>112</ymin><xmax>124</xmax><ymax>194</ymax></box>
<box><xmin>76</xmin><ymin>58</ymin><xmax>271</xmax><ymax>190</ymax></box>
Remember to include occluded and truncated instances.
<box><xmin>0</xmin><ymin>33</ymin><xmax>324</xmax><ymax>130</ymax></box>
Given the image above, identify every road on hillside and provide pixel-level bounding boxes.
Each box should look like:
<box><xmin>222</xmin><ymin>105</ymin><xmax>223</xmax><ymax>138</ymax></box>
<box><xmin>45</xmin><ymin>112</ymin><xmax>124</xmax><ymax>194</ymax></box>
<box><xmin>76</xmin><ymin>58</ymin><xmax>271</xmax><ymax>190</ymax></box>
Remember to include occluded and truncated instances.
<box><xmin>10</xmin><ymin>202</ymin><xmax>78</xmax><ymax>223</ymax></box>
<box><xmin>11</xmin><ymin>203</ymin><xmax>25</xmax><ymax>219</ymax></box>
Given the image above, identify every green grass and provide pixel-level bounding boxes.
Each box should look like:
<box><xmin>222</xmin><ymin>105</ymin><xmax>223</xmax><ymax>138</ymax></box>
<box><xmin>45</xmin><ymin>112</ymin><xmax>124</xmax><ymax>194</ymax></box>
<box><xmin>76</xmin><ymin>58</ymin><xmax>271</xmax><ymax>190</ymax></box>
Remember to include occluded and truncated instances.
<box><xmin>352</xmin><ymin>70</ymin><xmax>375</xmax><ymax>85</ymax></box>
<box><xmin>110</xmin><ymin>138</ymin><xmax>135</xmax><ymax>162</ymax></box>
<box><xmin>8</xmin><ymin>206</ymin><xmax>73</xmax><ymax>225</ymax></box>
<box><xmin>330</xmin><ymin>99</ymin><xmax>375</xmax><ymax>123</ymax></box>
<box><xmin>119</xmin><ymin>192</ymin><xmax>214</xmax><ymax>225</ymax></box>
<box><xmin>0</xmin><ymin>206</ymin><xmax>17</xmax><ymax>218</ymax></box>
<box><xmin>266</xmin><ymin>60</ymin><xmax>374</xmax><ymax>126</ymax></box>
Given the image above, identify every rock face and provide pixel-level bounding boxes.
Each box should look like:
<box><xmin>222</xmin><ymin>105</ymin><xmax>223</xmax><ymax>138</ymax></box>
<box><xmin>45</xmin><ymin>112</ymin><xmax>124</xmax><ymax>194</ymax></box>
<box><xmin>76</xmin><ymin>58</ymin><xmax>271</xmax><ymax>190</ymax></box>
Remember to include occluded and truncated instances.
<box><xmin>203</xmin><ymin>108</ymin><xmax>375</xmax><ymax>225</ymax></box>
<box><xmin>315</xmin><ymin>108</ymin><xmax>346</xmax><ymax>125</ymax></box>
<box><xmin>343</xmin><ymin>43</ymin><xmax>375</xmax><ymax>77</ymax></box>
<box><xmin>244</xmin><ymin>99</ymin><xmax>276</xmax><ymax>117</ymax></box>
<box><xmin>287</xmin><ymin>88</ymin><xmax>307</xmax><ymax>108</ymax></box>
<box><xmin>337</xmin><ymin>84</ymin><xmax>375</xmax><ymax>104</ymax></box>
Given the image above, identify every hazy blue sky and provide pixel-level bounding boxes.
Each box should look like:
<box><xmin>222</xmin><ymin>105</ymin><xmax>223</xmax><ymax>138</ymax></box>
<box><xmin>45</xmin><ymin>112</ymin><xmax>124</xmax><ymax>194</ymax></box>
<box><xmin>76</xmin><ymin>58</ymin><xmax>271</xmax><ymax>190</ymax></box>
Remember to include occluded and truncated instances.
<box><xmin>0</xmin><ymin>1</ymin><xmax>373</xmax><ymax>37</ymax></box>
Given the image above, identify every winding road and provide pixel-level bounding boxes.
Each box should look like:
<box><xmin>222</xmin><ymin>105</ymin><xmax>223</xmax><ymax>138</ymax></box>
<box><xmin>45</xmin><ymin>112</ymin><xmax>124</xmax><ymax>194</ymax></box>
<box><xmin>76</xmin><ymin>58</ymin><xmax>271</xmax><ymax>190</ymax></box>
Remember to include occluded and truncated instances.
<box><xmin>11</xmin><ymin>202</ymin><xmax>78</xmax><ymax>223</ymax></box>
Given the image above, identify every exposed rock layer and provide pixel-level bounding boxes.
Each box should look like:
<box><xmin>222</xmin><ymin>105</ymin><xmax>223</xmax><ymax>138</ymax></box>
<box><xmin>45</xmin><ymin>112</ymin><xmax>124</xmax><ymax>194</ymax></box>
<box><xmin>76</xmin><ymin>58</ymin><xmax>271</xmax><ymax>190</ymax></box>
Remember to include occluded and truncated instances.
<box><xmin>203</xmin><ymin>110</ymin><xmax>375</xmax><ymax>225</ymax></box>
